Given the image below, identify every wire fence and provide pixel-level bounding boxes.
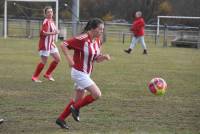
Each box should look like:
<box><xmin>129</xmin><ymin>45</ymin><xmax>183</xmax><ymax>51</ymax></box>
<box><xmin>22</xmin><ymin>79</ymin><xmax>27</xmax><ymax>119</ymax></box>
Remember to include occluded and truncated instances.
<box><xmin>0</xmin><ymin>18</ymin><xmax>200</xmax><ymax>48</ymax></box>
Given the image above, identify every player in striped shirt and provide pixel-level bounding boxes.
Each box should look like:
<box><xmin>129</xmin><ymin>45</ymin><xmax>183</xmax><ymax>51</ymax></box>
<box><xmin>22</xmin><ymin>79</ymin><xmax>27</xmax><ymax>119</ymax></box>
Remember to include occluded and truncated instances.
<box><xmin>56</xmin><ymin>18</ymin><xmax>110</xmax><ymax>129</ymax></box>
<box><xmin>32</xmin><ymin>6</ymin><xmax>60</xmax><ymax>82</ymax></box>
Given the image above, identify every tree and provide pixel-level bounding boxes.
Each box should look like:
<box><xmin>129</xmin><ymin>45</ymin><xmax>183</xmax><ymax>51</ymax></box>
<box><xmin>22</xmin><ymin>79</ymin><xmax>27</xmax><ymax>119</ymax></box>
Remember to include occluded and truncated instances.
<box><xmin>0</xmin><ymin>0</ymin><xmax>199</xmax><ymax>26</ymax></box>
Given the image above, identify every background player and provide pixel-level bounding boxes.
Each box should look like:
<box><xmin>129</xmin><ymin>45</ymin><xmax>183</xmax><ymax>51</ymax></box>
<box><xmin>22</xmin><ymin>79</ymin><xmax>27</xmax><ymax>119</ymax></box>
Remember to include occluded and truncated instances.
<box><xmin>32</xmin><ymin>6</ymin><xmax>60</xmax><ymax>82</ymax></box>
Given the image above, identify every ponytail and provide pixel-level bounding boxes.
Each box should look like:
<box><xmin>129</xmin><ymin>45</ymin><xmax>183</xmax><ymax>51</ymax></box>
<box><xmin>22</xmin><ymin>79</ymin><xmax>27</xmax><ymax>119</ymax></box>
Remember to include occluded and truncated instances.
<box><xmin>82</xmin><ymin>18</ymin><xmax>104</xmax><ymax>33</ymax></box>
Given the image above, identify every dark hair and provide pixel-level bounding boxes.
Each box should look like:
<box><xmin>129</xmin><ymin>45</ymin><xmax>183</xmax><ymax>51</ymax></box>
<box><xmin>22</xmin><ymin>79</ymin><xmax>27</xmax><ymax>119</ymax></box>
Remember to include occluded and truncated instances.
<box><xmin>44</xmin><ymin>6</ymin><xmax>52</xmax><ymax>15</ymax></box>
<box><xmin>82</xmin><ymin>18</ymin><xmax>104</xmax><ymax>33</ymax></box>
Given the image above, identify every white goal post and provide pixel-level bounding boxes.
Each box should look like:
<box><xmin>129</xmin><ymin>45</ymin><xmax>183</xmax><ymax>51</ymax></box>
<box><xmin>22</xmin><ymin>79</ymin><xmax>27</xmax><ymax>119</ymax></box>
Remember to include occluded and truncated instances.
<box><xmin>156</xmin><ymin>16</ymin><xmax>200</xmax><ymax>46</ymax></box>
<box><xmin>4</xmin><ymin>0</ymin><xmax>59</xmax><ymax>39</ymax></box>
<box><xmin>156</xmin><ymin>16</ymin><xmax>200</xmax><ymax>36</ymax></box>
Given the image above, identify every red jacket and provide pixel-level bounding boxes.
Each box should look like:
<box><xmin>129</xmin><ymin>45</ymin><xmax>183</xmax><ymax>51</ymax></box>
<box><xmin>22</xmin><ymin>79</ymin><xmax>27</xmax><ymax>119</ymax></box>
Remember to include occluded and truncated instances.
<box><xmin>130</xmin><ymin>17</ymin><xmax>145</xmax><ymax>37</ymax></box>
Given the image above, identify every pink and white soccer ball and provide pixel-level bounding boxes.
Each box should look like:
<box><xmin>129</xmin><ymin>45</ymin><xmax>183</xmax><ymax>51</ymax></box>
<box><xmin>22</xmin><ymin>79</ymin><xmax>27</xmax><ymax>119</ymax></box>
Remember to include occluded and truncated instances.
<box><xmin>148</xmin><ymin>77</ymin><xmax>167</xmax><ymax>96</ymax></box>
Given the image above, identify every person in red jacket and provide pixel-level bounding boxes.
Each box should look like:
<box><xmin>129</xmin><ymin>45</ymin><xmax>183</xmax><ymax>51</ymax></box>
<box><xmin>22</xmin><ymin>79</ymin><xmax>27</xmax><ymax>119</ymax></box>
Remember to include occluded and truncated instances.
<box><xmin>124</xmin><ymin>11</ymin><xmax>147</xmax><ymax>54</ymax></box>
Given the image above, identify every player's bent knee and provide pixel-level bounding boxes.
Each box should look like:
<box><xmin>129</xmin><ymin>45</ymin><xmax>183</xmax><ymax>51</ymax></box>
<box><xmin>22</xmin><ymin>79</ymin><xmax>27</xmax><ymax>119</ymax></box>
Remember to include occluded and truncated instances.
<box><xmin>54</xmin><ymin>56</ymin><xmax>61</xmax><ymax>63</ymax></box>
<box><xmin>41</xmin><ymin>61</ymin><xmax>47</xmax><ymax>65</ymax></box>
<box><xmin>55</xmin><ymin>58</ymin><xmax>61</xmax><ymax>63</ymax></box>
<box><xmin>87</xmin><ymin>84</ymin><xmax>102</xmax><ymax>100</ymax></box>
<box><xmin>93</xmin><ymin>91</ymin><xmax>101</xmax><ymax>100</ymax></box>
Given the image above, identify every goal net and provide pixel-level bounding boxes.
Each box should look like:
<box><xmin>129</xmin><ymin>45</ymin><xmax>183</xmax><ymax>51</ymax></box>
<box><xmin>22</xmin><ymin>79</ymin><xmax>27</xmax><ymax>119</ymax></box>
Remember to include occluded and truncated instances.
<box><xmin>156</xmin><ymin>16</ymin><xmax>200</xmax><ymax>48</ymax></box>
<box><xmin>4</xmin><ymin>0</ymin><xmax>58</xmax><ymax>39</ymax></box>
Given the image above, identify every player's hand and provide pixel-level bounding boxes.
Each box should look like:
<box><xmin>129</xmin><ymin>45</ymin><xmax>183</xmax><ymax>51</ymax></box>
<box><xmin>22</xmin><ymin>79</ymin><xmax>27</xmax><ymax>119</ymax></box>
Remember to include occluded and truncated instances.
<box><xmin>68</xmin><ymin>60</ymin><xmax>74</xmax><ymax>68</ymax></box>
<box><xmin>56</xmin><ymin>29</ymin><xmax>60</xmax><ymax>34</ymax></box>
<box><xmin>105</xmin><ymin>54</ymin><xmax>111</xmax><ymax>60</ymax></box>
<box><xmin>95</xmin><ymin>54</ymin><xmax>111</xmax><ymax>62</ymax></box>
<box><xmin>55</xmin><ymin>30</ymin><xmax>60</xmax><ymax>34</ymax></box>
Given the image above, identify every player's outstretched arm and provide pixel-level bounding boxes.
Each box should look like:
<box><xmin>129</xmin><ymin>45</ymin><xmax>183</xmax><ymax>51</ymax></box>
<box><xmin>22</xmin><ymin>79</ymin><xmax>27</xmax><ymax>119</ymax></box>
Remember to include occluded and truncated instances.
<box><xmin>95</xmin><ymin>54</ymin><xmax>111</xmax><ymax>63</ymax></box>
<box><xmin>43</xmin><ymin>29</ymin><xmax>60</xmax><ymax>35</ymax></box>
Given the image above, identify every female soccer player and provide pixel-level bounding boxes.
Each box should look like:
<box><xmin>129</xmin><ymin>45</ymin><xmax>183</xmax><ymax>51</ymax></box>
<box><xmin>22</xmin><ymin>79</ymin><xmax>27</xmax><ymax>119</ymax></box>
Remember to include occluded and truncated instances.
<box><xmin>124</xmin><ymin>11</ymin><xmax>147</xmax><ymax>54</ymax></box>
<box><xmin>56</xmin><ymin>18</ymin><xmax>110</xmax><ymax>129</ymax></box>
<box><xmin>32</xmin><ymin>6</ymin><xmax>60</xmax><ymax>82</ymax></box>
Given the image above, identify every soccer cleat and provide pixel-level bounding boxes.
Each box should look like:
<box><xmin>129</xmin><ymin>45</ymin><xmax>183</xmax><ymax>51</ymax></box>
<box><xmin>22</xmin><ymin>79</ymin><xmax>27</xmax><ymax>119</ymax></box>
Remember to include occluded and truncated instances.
<box><xmin>43</xmin><ymin>74</ymin><xmax>55</xmax><ymax>81</ymax></box>
<box><xmin>32</xmin><ymin>76</ymin><xmax>42</xmax><ymax>83</ymax></box>
<box><xmin>56</xmin><ymin>118</ymin><xmax>69</xmax><ymax>129</ymax></box>
<box><xmin>0</xmin><ymin>118</ymin><xmax>4</xmax><ymax>124</ymax></box>
<box><xmin>143</xmin><ymin>49</ymin><xmax>147</xmax><ymax>55</ymax></box>
<box><xmin>70</xmin><ymin>105</ymin><xmax>80</xmax><ymax>122</ymax></box>
<box><xmin>124</xmin><ymin>48</ymin><xmax>132</xmax><ymax>54</ymax></box>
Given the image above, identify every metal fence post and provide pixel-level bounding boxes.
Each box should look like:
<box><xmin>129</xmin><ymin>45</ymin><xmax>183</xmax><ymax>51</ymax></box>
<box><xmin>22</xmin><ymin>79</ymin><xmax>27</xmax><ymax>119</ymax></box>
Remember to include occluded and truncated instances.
<box><xmin>26</xmin><ymin>19</ymin><xmax>31</xmax><ymax>38</ymax></box>
<box><xmin>156</xmin><ymin>34</ymin><xmax>159</xmax><ymax>46</ymax></box>
<box><xmin>155</xmin><ymin>32</ymin><xmax>157</xmax><ymax>46</ymax></box>
<box><xmin>197</xmin><ymin>25</ymin><xmax>200</xmax><ymax>49</ymax></box>
<box><xmin>103</xmin><ymin>23</ymin><xmax>107</xmax><ymax>43</ymax></box>
<box><xmin>122</xmin><ymin>32</ymin><xmax>125</xmax><ymax>44</ymax></box>
<box><xmin>163</xmin><ymin>24</ymin><xmax>168</xmax><ymax>47</ymax></box>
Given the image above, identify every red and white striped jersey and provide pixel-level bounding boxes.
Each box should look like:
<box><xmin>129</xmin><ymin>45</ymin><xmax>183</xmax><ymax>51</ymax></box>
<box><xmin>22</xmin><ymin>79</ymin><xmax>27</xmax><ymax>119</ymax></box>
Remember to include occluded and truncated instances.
<box><xmin>64</xmin><ymin>33</ymin><xmax>102</xmax><ymax>74</ymax></box>
<box><xmin>38</xmin><ymin>18</ymin><xmax>57</xmax><ymax>51</ymax></box>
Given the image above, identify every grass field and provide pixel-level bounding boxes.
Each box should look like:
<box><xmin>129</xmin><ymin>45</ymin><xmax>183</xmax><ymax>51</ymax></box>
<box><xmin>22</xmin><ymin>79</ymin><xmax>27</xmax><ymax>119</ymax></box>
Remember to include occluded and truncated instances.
<box><xmin>0</xmin><ymin>37</ymin><xmax>200</xmax><ymax>134</ymax></box>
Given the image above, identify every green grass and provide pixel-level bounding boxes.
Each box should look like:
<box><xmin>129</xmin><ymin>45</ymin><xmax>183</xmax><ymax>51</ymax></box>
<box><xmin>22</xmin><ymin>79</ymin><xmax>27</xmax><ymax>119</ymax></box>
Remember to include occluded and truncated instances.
<box><xmin>0</xmin><ymin>37</ymin><xmax>200</xmax><ymax>134</ymax></box>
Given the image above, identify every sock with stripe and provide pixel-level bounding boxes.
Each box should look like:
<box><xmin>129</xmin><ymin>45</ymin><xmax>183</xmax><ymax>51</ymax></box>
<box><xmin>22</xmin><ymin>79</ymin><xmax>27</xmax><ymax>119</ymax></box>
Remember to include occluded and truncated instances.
<box><xmin>33</xmin><ymin>62</ymin><xmax>45</xmax><ymax>78</ymax></box>
<box><xmin>45</xmin><ymin>61</ymin><xmax>58</xmax><ymax>76</ymax></box>
<box><xmin>73</xmin><ymin>95</ymin><xmax>95</xmax><ymax>110</ymax></box>
<box><xmin>58</xmin><ymin>99</ymin><xmax>74</xmax><ymax>120</ymax></box>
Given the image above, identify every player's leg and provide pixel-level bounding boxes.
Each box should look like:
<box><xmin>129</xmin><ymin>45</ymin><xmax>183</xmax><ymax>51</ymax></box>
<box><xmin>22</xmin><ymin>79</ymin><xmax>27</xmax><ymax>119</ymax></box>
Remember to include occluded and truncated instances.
<box><xmin>124</xmin><ymin>36</ymin><xmax>139</xmax><ymax>54</ymax></box>
<box><xmin>70</xmin><ymin>84</ymin><xmax>101</xmax><ymax>122</ymax></box>
<box><xmin>74</xmin><ymin>89</ymin><xmax>86</xmax><ymax>102</ymax></box>
<box><xmin>69</xmin><ymin>68</ymin><xmax>100</xmax><ymax>121</ymax></box>
<box><xmin>44</xmin><ymin>50</ymin><xmax>61</xmax><ymax>81</ymax></box>
<box><xmin>32</xmin><ymin>55</ymin><xmax>48</xmax><ymax>82</ymax></box>
<box><xmin>56</xmin><ymin>89</ymin><xmax>85</xmax><ymax>129</ymax></box>
<box><xmin>57</xmin><ymin>89</ymin><xmax>85</xmax><ymax>120</ymax></box>
<box><xmin>139</xmin><ymin>36</ymin><xmax>147</xmax><ymax>54</ymax></box>
<box><xmin>56</xmin><ymin>98</ymin><xmax>74</xmax><ymax>129</ymax></box>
